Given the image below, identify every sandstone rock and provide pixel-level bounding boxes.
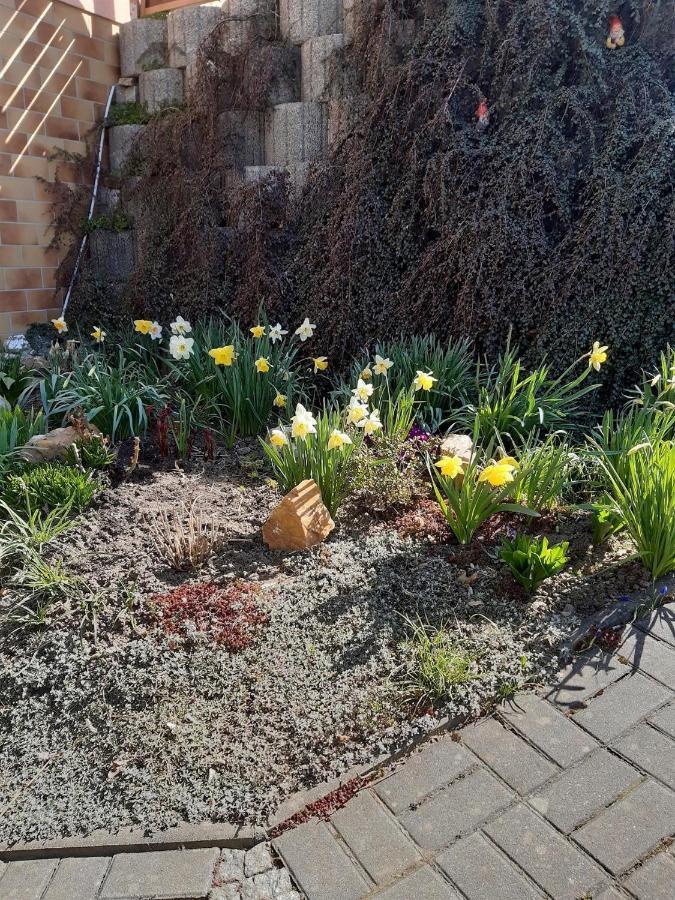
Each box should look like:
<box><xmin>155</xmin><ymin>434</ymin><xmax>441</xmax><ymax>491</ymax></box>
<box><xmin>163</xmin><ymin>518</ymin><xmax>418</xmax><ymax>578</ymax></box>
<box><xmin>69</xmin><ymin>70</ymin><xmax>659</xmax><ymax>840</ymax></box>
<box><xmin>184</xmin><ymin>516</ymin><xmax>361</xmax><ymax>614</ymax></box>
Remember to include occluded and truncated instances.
<box><xmin>263</xmin><ymin>479</ymin><xmax>334</xmax><ymax>551</ymax></box>
<box><xmin>19</xmin><ymin>423</ymin><xmax>101</xmax><ymax>465</ymax></box>
<box><xmin>439</xmin><ymin>433</ymin><xmax>474</xmax><ymax>470</ymax></box>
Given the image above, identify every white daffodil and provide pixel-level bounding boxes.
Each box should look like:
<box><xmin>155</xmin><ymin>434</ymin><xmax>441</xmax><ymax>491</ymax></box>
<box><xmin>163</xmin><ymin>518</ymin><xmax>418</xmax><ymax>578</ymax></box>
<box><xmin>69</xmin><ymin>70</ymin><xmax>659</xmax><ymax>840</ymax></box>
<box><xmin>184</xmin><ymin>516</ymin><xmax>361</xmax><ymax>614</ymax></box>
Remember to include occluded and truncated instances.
<box><xmin>169</xmin><ymin>335</ymin><xmax>194</xmax><ymax>360</ymax></box>
<box><xmin>346</xmin><ymin>399</ymin><xmax>368</xmax><ymax>425</ymax></box>
<box><xmin>327</xmin><ymin>429</ymin><xmax>352</xmax><ymax>450</ymax></box>
<box><xmin>269</xmin><ymin>323</ymin><xmax>288</xmax><ymax>343</ymax></box>
<box><xmin>269</xmin><ymin>428</ymin><xmax>288</xmax><ymax>447</ymax></box>
<box><xmin>352</xmin><ymin>378</ymin><xmax>374</xmax><ymax>403</ymax></box>
<box><xmin>361</xmin><ymin>409</ymin><xmax>382</xmax><ymax>435</ymax></box>
<box><xmin>290</xmin><ymin>403</ymin><xmax>317</xmax><ymax>440</ymax></box>
<box><xmin>149</xmin><ymin>321</ymin><xmax>163</xmax><ymax>341</ymax></box>
<box><xmin>51</xmin><ymin>316</ymin><xmax>67</xmax><ymax>334</ymax></box>
<box><xmin>373</xmin><ymin>354</ymin><xmax>393</xmax><ymax>376</ymax></box>
<box><xmin>170</xmin><ymin>315</ymin><xmax>191</xmax><ymax>335</ymax></box>
<box><xmin>294</xmin><ymin>317</ymin><xmax>316</xmax><ymax>342</ymax></box>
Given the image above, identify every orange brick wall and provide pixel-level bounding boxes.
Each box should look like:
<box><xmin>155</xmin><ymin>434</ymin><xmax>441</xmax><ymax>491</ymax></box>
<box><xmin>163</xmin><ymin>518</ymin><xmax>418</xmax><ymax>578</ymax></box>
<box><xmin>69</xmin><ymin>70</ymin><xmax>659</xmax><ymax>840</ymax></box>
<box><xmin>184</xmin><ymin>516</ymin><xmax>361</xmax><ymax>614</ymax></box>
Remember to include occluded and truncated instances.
<box><xmin>0</xmin><ymin>0</ymin><xmax>120</xmax><ymax>338</ymax></box>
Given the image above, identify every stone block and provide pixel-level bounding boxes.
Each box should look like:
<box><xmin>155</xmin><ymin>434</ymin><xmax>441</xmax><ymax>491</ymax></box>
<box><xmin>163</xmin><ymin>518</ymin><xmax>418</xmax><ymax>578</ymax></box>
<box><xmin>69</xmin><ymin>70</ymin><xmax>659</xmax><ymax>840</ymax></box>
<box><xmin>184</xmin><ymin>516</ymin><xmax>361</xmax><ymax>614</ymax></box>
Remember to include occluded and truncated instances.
<box><xmin>114</xmin><ymin>82</ymin><xmax>139</xmax><ymax>105</ymax></box>
<box><xmin>108</xmin><ymin>123</ymin><xmax>144</xmax><ymax>176</ymax></box>
<box><xmin>500</xmin><ymin>693</ymin><xmax>598</xmax><ymax>766</ymax></box>
<box><xmin>97</xmin><ymin>186</ymin><xmax>120</xmax><ymax>217</ymax></box>
<box><xmin>265</xmin><ymin>102</ymin><xmax>327</xmax><ymax>165</ymax></box>
<box><xmin>623</xmin><ymin>850</ymin><xmax>675</xmax><ymax>900</ymax></box>
<box><xmin>139</xmin><ymin>68</ymin><xmax>184</xmax><ymax>113</ymax></box>
<box><xmin>485</xmin><ymin>804</ymin><xmax>607</xmax><ymax>899</ymax></box>
<box><xmin>374</xmin><ymin>736</ymin><xmax>473</xmax><ymax>814</ymax></box>
<box><xmin>273</xmin><ymin>820</ymin><xmax>370</xmax><ymax>900</ymax></box>
<box><xmin>436</xmin><ymin>831</ymin><xmax>542</xmax><ymax>900</ymax></box>
<box><xmin>460</xmin><ymin>717</ymin><xmax>558</xmax><ymax>794</ymax></box>
<box><xmin>373</xmin><ymin>866</ymin><xmax>459</xmax><ymax>899</ymax></box>
<box><xmin>244</xmin><ymin>44</ymin><xmax>300</xmax><ymax>106</ymax></box>
<box><xmin>99</xmin><ymin>848</ymin><xmax>219</xmax><ymax>900</ymax></box>
<box><xmin>398</xmin><ymin>767</ymin><xmax>513</xmax><ymax>850</ymax></box>
<box><xmin>43</xmin><ymin>857</ymin><xmax>110</xmax><ymax>900</ymax></box>
<box><xmin>88</xmin><ymin>230</ymin><xmax>136</xmax><ymax>282</ymax></box>
<box><xmin>262</xmin><ymin>479</ymin><xmax>334</xmax><ymax>551</ymax></box>
<box><xmin>219</xmin><ymin>109</ymin><xmax>265</xmax><ymax>168</ymax></box>
<box><xmin>573</xmin><ymin>779</ymin><xmax>675</xmax><ymax>875</ymax></box>
<box><xmin>613</xmin><ymin>722</ymin><xmax>675</xmax><ymax>789</ymax></box>
<box><xmin>168</xmin><ymin>5</ymin><xmax>224</xmax><ymax>69</ymax></box>
<box><xmin>301</xmin><ymin>33</ymin><xmax>347</xmax><ymax>102</ymax></box>
<box><xmin>528</xmin><ymin>748</ymin><xmax>641</xmax><ymax>833</ymax></box>
<box><xmin>572</xmin><ymin>672</ymin><xmax>672</xmax><ymax>742</ymax></box>
<box><xmin>119</xmin><ymin>18</ymin><xmax>168</xmax><ymax>77</ymax></box>
<box><xmin>221</xmin><ymin>0</ymin><xmax>276</xmax><ymax>52</ymax></box>
<box><xmin>0</xmin><ymin>859</ymin><xmax>58</xmax><ymax>900</ymax></box>
<box><xmin>332</xmin><ymin>790</ymin><xmax>421</xmax><ymax>883</ymax></box>
<box><xmin>280</xmin><ymin>0</ymin><xmax>344</xmax><ymax>45</ymax></box>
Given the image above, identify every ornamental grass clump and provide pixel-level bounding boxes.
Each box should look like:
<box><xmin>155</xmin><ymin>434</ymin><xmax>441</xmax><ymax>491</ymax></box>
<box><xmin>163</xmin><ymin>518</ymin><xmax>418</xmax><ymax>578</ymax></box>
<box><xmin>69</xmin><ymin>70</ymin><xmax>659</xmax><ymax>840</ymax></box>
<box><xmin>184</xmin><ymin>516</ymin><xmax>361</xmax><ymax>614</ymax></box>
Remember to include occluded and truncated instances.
<box><xmin>498</xmin><ymin>534</ymin><xmax>569</xmax><ymax>592</ymax></box>
<box><xmin>1</xmin><ymin>463</ymin><xmax>101</xmax><ymax>515</ymax></box>
<box><xmin>0</xmin><ymin>406</ymin><xmax>45</xmax><ymax>474</ymax></box>
<box><xmin>511</xmin><ymin>435</ymin><xmax>571</xmax><ymax>512</ymax></box>
<box><xmin>401</xmin><ymin>617</ymin><xmax>480</xmax><ymax>706</ymax></box>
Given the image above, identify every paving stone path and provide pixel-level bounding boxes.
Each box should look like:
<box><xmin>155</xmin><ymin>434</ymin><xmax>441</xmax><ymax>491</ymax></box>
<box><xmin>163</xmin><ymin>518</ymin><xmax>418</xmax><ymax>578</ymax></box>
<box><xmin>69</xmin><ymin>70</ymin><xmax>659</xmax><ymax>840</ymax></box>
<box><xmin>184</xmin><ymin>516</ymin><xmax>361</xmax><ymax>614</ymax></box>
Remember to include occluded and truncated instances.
<box><xmin>1</xmin><ymin>604</ymin><xmax>673</xmax><ymax>899</ymax></box>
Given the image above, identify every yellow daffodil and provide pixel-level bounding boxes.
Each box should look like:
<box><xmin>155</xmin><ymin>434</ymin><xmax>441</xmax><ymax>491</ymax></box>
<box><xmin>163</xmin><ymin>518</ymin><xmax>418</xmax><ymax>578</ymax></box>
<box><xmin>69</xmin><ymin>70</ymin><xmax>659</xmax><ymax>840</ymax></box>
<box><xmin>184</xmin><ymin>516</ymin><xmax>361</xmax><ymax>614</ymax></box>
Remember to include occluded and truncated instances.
<box><xmin>435</xmin><ymin>455</ymin><xmax>464</xmax><ymax>479</ymax></box>
<box><xmin>373</xmin><ymin>354</ymin><xmax>393</xmax><ymax>376</ymax></box>
<box><xmin>312</xmin><ymin>356</ymin><xmax>328</xmax><ymax>373</ymax></box>
<box><xmin>352</xmin><ymin>378</ymin><xmax>373</xmax><ymax>402</ymax></box>
<box><xmin>250</xmin><ymin>325</ymin><xmax>266</xmax><ymax>339</ymax></box>
<box><xmin>413</xmin><ymin>370</ymin><xmax>437</xmax><ymax>391</ymax></box>
<box><xmin>134</xmin><ymin>319</ymin><xmax>153</xmax><ymax>335</ymax></box>
<box><xmin>327</xmin><ymin>429</ymin><xmax>352</xmax><ymax>450</ymax></box>
<box><xmin>273</xmin><ymin>392</ymin><xmax>286</xmax><ymax>408</ymax></box>
<box><xmin>270</xmin><ymin>428</ymin><xmax>288</xmax><ymax>447</ymax></box>
<box><xmin>255</xmin><ymin>356</ymin><xmax>271</xmax><ymax>373</ymax></box>
<box><xmin>51</xmin><ymin>316</ymin><xmax>68</xmax><ymax>334</ymax></box>
<box><xmin>360</xmin><ymin>366</ymin><xmax>372</xmax><ymax>381</ymax></box>
<box><xmin>589</xmin><ymin>341</ymin><xmax>608</xmax><ymax>372</ymax></box>
<box><xmin>91</xmin><ymin>326</ymin><xmax>105</xmax><ymax>343</ymax></box>
<box><xmin>295</xmin><ymin>317</ymin><xmax>316</xmax><ymax>342</ymax></box>
<box><xmin>479</xmin><ymin>462</ymin><xmax>516</xmax><ymax>488</ymax></box>
<box><xmin>346</xmin><ymin>400</ymin><xmax>368</xmax><ymax>425</ymax></box>
<box><xmin>290</xmin><ymin>403</ymin><xmax>317</xmax><ymax>440</ymax></box>
<box><xmin>209</xmin><ymin>345</ymin><xmax>236</xmax><ymax>366</ymax></box>
<box><xmin>499</xmin><ymin>455</ymin><xmax>520</xmax><ymax>470</ymax></box>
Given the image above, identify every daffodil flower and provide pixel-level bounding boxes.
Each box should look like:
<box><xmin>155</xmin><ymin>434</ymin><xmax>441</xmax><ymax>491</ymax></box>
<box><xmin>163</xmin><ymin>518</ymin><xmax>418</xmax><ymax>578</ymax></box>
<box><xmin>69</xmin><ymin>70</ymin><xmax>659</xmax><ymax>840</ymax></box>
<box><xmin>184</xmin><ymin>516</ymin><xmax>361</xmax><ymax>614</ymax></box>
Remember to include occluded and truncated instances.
<box><xmin>413</xmin><ymin>370</ymin><xmax>437</xmax><ymax>391</ymax></box>
<box><xmin>270</xmin><ymin>428</ymin><xmax>288</xmax><ymax>447</ymax></box>
<box><xmin>290</xmin><ymin>403</ymin><xmax>317</xmax><ymax>440</ymax></box>
<box><xmin>255</xmin><ymin>356</ymin><xmax>271</xmax><ymax>373</ymax></box>
<box><xmin>327</xmin><ymin>429</ymin><xmax>352</xmax><ymax>450</ymax></box>
<box><xmin>295</xmin><ymin>317</ymin><xmax>316</xmax><ymax>342</ymax></box>
<box><xmin>346</xmin><ymin>400</ymin><xmax>368</xmax><ymax>425</ymax></box>
<box><xmin>170</xmin><ymin>316</ymin><xmax>191</xmax><ymax>335</ymax></box>
<box><xmin>373</xmin><ymin>355</ymin><xmax>393</xmax><ymax>376</ymax></box>
<box><xmin>352</xmin><ymin>378</ymin><xmax>374</xmax><ymax>402</ymax></box>
<box><xmin>588</xmin><ymin>341</ymin><xmax>608</xmax><ymax>372</ymax></box>
<box><xmin>209</xmin><ymin>345</ymin><xmax>236</xmax><ymax>366</ymax></box>
<box><xmin>435</xmin><ymin>455</ymin><xmax>464</xmax><ymax>479</ymax></box>
<box><xmin>312</xmin><ymin>356</ymin><xmax>328</xmax><ymax>373</ymax></box>
<box><xmin>273</xmin><ymin>392</ymin><xmax>286</xmax><ymax>408</ymax></box>
<box><xmin>51</xmin><ymin>316</ymin><xmax>68</xmax><ymax>333</ymax></box>
<box><xmin>91</xmin><ymin>326</ymin><xmax>105</xmax><ymax>343</ymax></box>
<box><xmin>361</xmin><ymin>409</ymin><xmax>382</xmax><ymax>435</ymax></box>
<box><xmin>134</xmin><ymin>319</ymin><xmax>153</xmax><ymax>335</ymax></box>
<box><xmin>499</xmin><ymin>455</ymin><xmax>520</xmax><ymax>470</ymax></box>
<box><xmin>269</xmin><ymin>323</ymin><xmax>288</xmax><ymax>343</ymax></box>
<box><xmin>149</xmin><ymin>321</ymin><xmax>163</xmax><ymax>341</ymax></box>
<box><xmin>169</xmin><ymin>335</ymin><xmax>194</xmax><ymax>360</ymax></box>
<box><xmin>478</xmin><ymin>462</ymin><xmax>516</xmax><ymax>487</ymax></box>
<box><xmin>360</xmin><ymin>366</ymin><xmax>372</xmax><ymax>381</ymax></box>
<box><xmin>250</xmin><ymin>325</ymin><xmax>266</xmax><ymax>339</ymax></box>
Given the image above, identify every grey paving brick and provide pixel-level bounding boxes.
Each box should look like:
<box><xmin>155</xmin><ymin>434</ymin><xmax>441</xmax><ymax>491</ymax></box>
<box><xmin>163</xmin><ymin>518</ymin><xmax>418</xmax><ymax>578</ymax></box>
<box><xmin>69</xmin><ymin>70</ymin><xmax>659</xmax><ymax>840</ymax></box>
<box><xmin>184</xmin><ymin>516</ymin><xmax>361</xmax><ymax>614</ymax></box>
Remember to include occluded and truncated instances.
<box><xmin>461</xmin><ymin>717</ymin><xmax>558</xmax><ymax>794</ymax></box>
<box><xmin>613</xmin><ymin>722</ymin><xmax>675</xmax><ymax>789</ymax></box>
<box><xmin>635</xmin><ymin>604</ymin><xmax>675</xmax><ymax>647</ymax></box>
<box><xmin>399</xmin><ymin>768</ymin><xmax>513</xmax><ymax>850</ymax></box>
<box><xmin>436</xmin><ymin>831</ymin><xmax>543</xmax><ymax>899</ymax></box>
<box><xmin>649</xmin><ymin>700</ymin><xmax>675</xmax><ymax>738</ymax></box>
<box><xmin>545</xmin><ymin>650</ymin><xmax>627</xmax><ymax>710</ymax></box>
<box><xmin>619</xmin><ymin>628</ymin><xmax>675</xmax><ymax>686</ymax></box>
<box><xmin>500</xmin><ymin>693</ymin><xmax>598</xmax><ymax>766</ymax></box>
<box><xmin>528</xmin><ymin>749</ymin><xmax>641</xmax><ymax>833</ymax></box>
<box><xmin>623</xmin><ymin>850</ymin><xmax>675</xmax><ymax>900</ymax></box>
<box><xmin>0</xmin><ymin>861</ymin><xmax>5</xmax><ymax>883</ymax></box>
<box><xmin>373</xmin><ymin>865</ymin><xmax>459</xmax><ymax>899</ymax></box>
<box><xmin>572</xmin><ymin>673</ymin><xmax>672</xmax><ymax>742</ymax></box>
<box><xmin>374</xmin><ymin>737</ymin><xmax>473</xmax><ymax>814</ymax></box>
<box><xmin>332</xmin><ymin>789</ymin><xmax>421</xmax><ymax>883</ymax></box>
<box><xmin>273</xmin><ymin>820</ymin><xmax>370</xmax><ymax>900</ymax></box>
<box><xmin>593</xmin><ymin>888</ymin><xmax>626</xmax><ymax>900</ymax></box>
<box><xmin>99</xmin><ymin>848</ymin><xmax>218</xmax><ymax>899</ymax></box>
<box><xmin>44</xmin><ymin>857</ymin><xmax>110</xmax><ymax>900</ymax></box>
<box><xmin>573</xmin><ymin>779</ymin><xmax>675</xmax><ymax>874</ymax></box>
<box><xmin>485</xmin><ymin>804</ymin><xmax>607</xmax><ymax>899</ymax></box>
<box><xmin>0</xmin><ymin>859</ymin><xmax>58</xmax><ymax>900</ymax></box>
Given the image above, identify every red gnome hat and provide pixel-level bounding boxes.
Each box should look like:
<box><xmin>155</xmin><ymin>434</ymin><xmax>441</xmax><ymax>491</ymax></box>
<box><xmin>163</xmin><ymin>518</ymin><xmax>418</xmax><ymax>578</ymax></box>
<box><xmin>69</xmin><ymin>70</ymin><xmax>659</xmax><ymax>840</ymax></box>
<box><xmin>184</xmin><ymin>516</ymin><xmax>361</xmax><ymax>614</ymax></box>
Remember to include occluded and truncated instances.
<box><xmin>475</xmin><ymin>99</ymin><xmax>489</xmax><ymax>129</ymax></box>
<box><xmin>606</xmin><ymin>15</ymin><xmax>625</xmax><ymax>49</ymax></box>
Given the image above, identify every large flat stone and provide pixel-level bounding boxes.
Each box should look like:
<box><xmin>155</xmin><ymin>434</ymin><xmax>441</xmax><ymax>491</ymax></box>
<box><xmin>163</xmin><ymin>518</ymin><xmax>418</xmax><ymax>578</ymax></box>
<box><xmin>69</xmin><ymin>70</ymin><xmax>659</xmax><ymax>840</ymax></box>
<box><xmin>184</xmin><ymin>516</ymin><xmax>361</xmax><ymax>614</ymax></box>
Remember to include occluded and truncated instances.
<box><xmin>436</xmin><ymin>831</ymin><xmax>542</xmax><ymax>900</ymax></box>
<box><xmin>528</xmin><ymin>749</ymin><xmax>641</xmax><ymax>833</ymax></box>
<box><xmin>399</xmin><ymin>767</ymin><xmax>513</xmax><ymax>850</ymax></box>
<box><xmin>623</xmin><ymin>850</ymin><xmax>675</xmax><ymax>900</ymax></box>
<box><xmin>373</xmin><ymin>866</ymin><xmax>459</xmax><ymax>899</ymax></box>
<box><xmin>485</xmin><ymin>804</ymin><xmax>607</xmax><ymax>899</ymax></box>
<box><xmin>139</xmin><ymin>68</ymin><xmax>184</xmax><ymax>114</ymax></box>
<box><xmin>573</xmin><ymin>779</ymin><xmax>675</xmax><ymax>875</ymax></box>
<box><xmin>460</xmin><ymin>717</ymin><xmax>558</xmax><ymax>794</ymax></box>
<box><xmin>373</xmin><ymin>737</ymin><xmax>474</xmax><ymax>814</ymax></box>
<box><xmin>280</xmin><ymin>0</ymin><xmax>343</xmax><ymax>45</ymax></box>
<box><xmin>0</xmin><ymin>859</ymin><xmax>58</xmax><ymax>900</ymax></box>
<box><xmin>613</xmin><ymin>722</ymin><xmax>675</xmax><ymax>789</ymax></box>
<box><xmin>264</xmin><ymin>101</ymin><xmax>327</xmax><ymax>165</ymax></box>
<box><xmin>500</xmin><ymin>693</ymin><xmax>598</xmax><ymax>766</ymax></box>
<box><xmin>332</xmin><ymin>789</ymin><xmax>420</xmax><ymax>883</ymax></box>
<box><xmin>544</xmin><ymin>650</ymin><xmax>627</xmax><ymax>710</ymax></box>
<box><xmin>168</xmin><ymin>5</ymin><xmax>224</xmax><ymax>68</ymax></box>
<box><xmin>119</xmin><ymin>18</ymin><xmax>167</xmax><ymax>77</ymax></box>
<box><xmin>44</xmin><ymin>857</ymin><xmax>110</xmax><ymax>900</ymax></box>
<box><xmin>273</xmin><ymin>820</ymin><xmax>370</xmax><ymax>900</ymax></box>
<box><xmin>99</xmin><ymin>848</ymin><xmax>219</xmax><ymax>899</ymax></box>
<box><xmin>618</xmin><ymin>627</ymin><xmax>675</xmax><ymax>686</ymax></box>
<box><xmin>572</xmin><ymin>673</ymin><xmax>672</xmax><ymax>742</ymax></box>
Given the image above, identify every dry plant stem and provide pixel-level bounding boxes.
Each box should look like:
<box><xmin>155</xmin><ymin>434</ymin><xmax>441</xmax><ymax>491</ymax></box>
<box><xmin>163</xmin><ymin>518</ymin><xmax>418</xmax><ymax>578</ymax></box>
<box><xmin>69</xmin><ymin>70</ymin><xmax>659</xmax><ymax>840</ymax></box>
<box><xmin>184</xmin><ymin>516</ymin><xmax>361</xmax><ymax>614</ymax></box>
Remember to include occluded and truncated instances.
<box><xmin>151</xmin><ymin>500</ymin><xmax>227</xmax><ymax>571</ymax></box>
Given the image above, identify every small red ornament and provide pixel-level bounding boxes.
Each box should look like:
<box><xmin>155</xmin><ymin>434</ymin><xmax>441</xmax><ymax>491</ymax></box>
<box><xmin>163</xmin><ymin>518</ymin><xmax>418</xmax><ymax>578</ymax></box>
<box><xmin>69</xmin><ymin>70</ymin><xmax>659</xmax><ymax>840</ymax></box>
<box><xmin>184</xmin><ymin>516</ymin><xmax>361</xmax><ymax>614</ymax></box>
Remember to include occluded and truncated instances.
<box><xmin>606</xmin><ymin>15</ymin><xmax>625</xmax><ymax>49</ymax></box>
<box><xmin>475</xmin><ymin>99</ymin><xmax>489</xmax><ymax>130</ymax></box>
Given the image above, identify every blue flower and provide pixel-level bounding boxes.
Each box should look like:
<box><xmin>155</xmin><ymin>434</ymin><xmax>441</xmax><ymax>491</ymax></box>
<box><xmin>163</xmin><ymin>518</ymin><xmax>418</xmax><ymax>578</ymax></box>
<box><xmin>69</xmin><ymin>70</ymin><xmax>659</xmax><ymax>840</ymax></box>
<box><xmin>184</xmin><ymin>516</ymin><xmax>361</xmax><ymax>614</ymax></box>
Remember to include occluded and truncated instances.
<box><xmin>657</xmin><ymin>584</ymin><xmax>669</xmax><ymax>596</ymax></box>
<box><xmin>617</xmin><ymin>594</ymin><xmax>631</xmax><ymax>602</ymax></box>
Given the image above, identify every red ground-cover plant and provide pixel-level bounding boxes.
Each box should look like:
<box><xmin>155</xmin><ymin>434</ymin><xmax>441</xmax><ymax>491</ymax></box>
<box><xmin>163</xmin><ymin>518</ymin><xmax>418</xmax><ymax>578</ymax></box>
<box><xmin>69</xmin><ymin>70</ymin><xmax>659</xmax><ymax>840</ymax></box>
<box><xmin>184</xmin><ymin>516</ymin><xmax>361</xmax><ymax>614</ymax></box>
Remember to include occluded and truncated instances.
<box><xmin>268</xmin><ymin>778</ymin><xmax>364</xmax><ymax>839</ymax></box>
<box><xmin>151</xmin><ymin>581</ymin><xmax>268</xmax><ymax>650</ymax></box>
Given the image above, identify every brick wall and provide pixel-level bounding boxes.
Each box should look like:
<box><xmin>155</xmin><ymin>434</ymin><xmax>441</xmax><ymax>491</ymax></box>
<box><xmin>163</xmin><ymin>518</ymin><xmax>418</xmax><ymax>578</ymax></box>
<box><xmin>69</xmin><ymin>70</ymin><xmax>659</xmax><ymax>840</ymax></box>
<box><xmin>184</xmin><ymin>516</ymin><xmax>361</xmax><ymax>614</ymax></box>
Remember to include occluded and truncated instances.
<box><xmin>0</xmin><ymin>0</ymin><xmax>121</xmax><ymax>339</ymax></box>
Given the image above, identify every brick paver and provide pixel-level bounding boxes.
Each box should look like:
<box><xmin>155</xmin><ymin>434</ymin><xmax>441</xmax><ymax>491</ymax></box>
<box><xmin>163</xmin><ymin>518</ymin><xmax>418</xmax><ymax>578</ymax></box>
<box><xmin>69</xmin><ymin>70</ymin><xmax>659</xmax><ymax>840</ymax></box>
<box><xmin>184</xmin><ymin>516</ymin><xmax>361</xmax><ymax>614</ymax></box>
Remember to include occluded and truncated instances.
<box><xmin>622</xmin><ymin>849</ymin><xmax>675</xmax><ymax>899</ymax></box>
<box><xmin>613</xmin><ymin>721</ymin><xmax>675</xmax><ymax>789</ymax></box>
<box><xmin>619</xmin><ymin>628</ymin><xmax>675</xmax><ymax>685</ymax></box>
<box><xmin>499</xmin><ymin>692</ymin><xmax>598</xmax><ymax>765</ymax></box>
<box><xmin>572</xmin><ymin>672</ymin><xmax>672</xmax><ymax>741</ymax></box>
<box><xmin>43</xmin><ymin>857</ymin><xmax>110</xmax><ymax>900</ymax></box>
<box><xmin>0</xmin><ymin>859</ymin><xmax>59</xmax><ymax>900</ymax></box>
<box><xmin>371</xmin><ymin>865</ymin><xmax>458</xmax><ymax>899</ymax></box>
<box><xmin>436</xmin><ymin>832</ymin><xmax>543</xmax><ymax>899</ymax></box>
<box><xmin>460</xmin><ymin>717</ymin><xmax>558</xmax><ymax>793</ymax></box>
<box><xmin>648</xmin><ymin>699</ymin><xmax>675</xmax><ymax>737</ymax></box>
<box><xmin>99</xmin><ymin>848</ymin><xmax>218</xmax><ymax>899</ymax></box>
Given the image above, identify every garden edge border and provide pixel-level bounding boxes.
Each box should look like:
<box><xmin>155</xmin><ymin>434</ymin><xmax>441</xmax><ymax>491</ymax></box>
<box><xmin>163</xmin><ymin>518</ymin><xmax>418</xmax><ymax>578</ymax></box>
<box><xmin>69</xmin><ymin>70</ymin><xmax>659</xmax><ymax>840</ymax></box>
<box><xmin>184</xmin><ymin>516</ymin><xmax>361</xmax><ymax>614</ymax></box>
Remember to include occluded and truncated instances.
<box><xmin>1</xmin><ymin>574</ymin><xmax>671</xmax><ymax>863</ymax></box>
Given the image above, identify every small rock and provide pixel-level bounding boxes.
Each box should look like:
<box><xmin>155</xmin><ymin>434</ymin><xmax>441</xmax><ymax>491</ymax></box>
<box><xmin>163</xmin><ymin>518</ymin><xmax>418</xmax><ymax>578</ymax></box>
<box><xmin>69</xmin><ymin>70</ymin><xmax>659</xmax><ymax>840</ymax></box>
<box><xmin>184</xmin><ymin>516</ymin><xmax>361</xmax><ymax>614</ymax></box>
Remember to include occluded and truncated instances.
<box><xmin>244</xmin><ymin>842</ymin><xmax>274</xmax><ymax>878</ymax></box>
<box><xmin>19</xmin><ymin>423</ymin><xmax>101</xmax><ymax>464</ymax></box>
<box><xmin>3</xmin><ymin>333</ymin><xmax>30</xmax><ymax>353</ymax></box>
<box><xmin>262</xmin><ymin>480</ymin><xmax>334</xmax><ymax>551</ymax></box>
<box><xmin>216</xmin><ymin>848</ymin><xmax>246</xmax><ymax>884</ymax></box>
<box><xmin>439</xmin><ymin>433</ymin><xmax>474</xmax><ymax>472</ymax></box>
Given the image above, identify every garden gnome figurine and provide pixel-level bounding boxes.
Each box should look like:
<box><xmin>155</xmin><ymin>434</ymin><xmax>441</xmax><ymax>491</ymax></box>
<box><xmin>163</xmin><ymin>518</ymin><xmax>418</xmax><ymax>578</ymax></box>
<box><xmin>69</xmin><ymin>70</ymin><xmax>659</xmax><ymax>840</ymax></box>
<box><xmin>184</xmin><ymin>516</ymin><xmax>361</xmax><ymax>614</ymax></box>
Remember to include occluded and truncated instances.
<box><xmin>606</xmin><ymin>15</ymin><xmax>625</xmax><ymax>48</ymax></box>
<box><xmin>475</xmin><ymin>99</ymin><xmax>489</xmax><ymax>130</ymax></box>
